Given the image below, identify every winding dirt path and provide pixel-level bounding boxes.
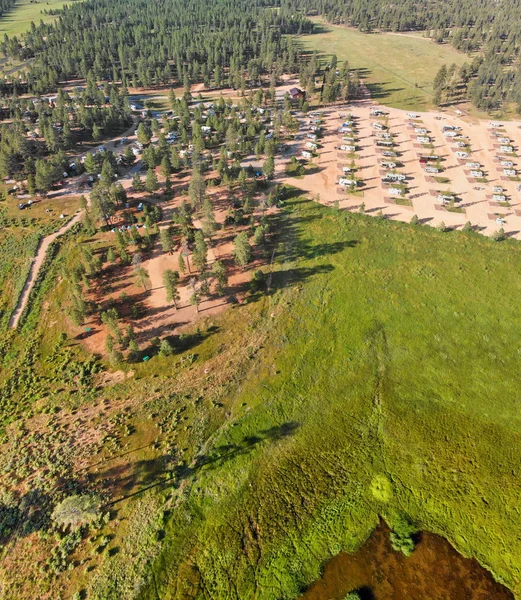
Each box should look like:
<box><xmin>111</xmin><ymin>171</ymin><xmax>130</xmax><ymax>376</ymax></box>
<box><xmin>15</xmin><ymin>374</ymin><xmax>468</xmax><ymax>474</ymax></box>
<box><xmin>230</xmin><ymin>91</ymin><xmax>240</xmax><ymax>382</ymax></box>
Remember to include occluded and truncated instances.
<box><xmin>8</xmin><ymin>208</ymin><xmax>85</xmax><ymax>329</ymax></box>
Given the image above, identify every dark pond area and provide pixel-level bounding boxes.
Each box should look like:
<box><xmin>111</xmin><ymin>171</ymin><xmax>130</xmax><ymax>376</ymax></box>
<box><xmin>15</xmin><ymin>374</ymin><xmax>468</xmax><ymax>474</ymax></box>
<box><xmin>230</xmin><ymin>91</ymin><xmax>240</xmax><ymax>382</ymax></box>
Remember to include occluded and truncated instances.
<box><xmin>301</xmin><ymin>522</ymin><xmax>514</xmax><ymax>600</ymax></box>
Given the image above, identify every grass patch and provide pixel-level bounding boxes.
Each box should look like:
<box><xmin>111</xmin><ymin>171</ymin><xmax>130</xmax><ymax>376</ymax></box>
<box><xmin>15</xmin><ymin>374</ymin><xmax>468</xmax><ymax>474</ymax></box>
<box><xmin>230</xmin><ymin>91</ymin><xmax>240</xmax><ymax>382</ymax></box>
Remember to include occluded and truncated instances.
<box><xmin>433</xmin><ymin>176</ymin><xmax>451</xmax><ymax>184</ymax></box>
<box><xmin>0</xmin><ymin>0</ymin><xmax>84</xmax><ymax>37</ymax></box>
<box><xmin>299</xmin><ymin>19</ymin><xmax>468</xmax><ymax>110</ymax></box>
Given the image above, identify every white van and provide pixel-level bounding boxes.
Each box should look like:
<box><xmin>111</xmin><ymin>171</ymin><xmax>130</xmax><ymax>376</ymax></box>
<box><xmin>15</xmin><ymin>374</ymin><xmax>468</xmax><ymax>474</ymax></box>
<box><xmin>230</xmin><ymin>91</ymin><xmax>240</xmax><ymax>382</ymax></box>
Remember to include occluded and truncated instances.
<box><xmin>465</xmin><ymin>162</ymin><xmax>480</xmax><ymax>168</ymax></box>
<box><xmin>470</xmin><ymin>170</ymin><xmax>483</xmax><ymax>178</ymax></box>
<box><xmin>340</xmin><ymin>144</ymin><xmax>356</xmax><ymax>152</ymax></box>
<box><xmin>504</xmin><ymin>168</ymin><xmax>517</xmax><ymax>176</ymax></box>
<box><xmin>417</xmin><ymin>136</ymin><xmax>430</xmax><ymax>144</ymax></box>
<box><xmin>500</xmin><ymin>145</ymin><xmax>514</xmax><ymax>153</ymax></box>
<box><xmin>501</xmin><ymin>160</ymin><xmax>514</xmax><ymax>167</ymax></box>
<box><xmin>493</xmin><ymin>194</ymin><xmax>506</xmax><ymax>202</ymax></box>
<box><xmin>498</xmin><ymin>137</ymin><xmax>510</xmax><ymax>144</ymax></box>
<box><xmin>425</xmin><ymin>166</ymin><xmax>439</xmax><ymax>174</ymax></box>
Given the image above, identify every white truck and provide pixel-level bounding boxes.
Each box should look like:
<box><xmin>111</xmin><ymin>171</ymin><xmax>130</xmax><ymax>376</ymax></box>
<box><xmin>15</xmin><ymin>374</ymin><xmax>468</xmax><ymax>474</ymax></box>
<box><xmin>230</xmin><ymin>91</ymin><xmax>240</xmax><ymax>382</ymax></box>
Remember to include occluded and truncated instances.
<box><xmin>500</xmin><ymin>145</ymin><xmax>514</xmax><ymax>153</ymax></box>
<box><xmin>417</xmin><ymin>136</ymin><xmax>431</xmax><ymax>144</ymax></box>
<box><xmin>504</xmin><ymin>168</ymin><xmax>517</xmax><ymax>176</ymax></box>
<box><xmin>305</xmin><ymin>141</ymin><xmax>317</xmax><ymax>150</ymax></box>
<box><xmin>493</xmin><ymin>186</ymin><xmax>504</xmax><ymax>193</ymax></box>
<box><xmin>493</xmin><ymin>194</ymin><xmax>507</xmax><ymax>202</ymax></box>
<box><xmin>470</xmin><ymin>170</ymin><xmax>484</xmax><ymax>178</ymax></box>
<box><xmin>382</xmin><ymin>151</ymin><xmax>397</xmax><ymax>157</ymax></box>
<box><xmin>501</xmin><ymin>160</ymin><xmax>514</xmax><ymax>167</ymax></box>
<box><xmin>425</xmin><ymin>166</ymin><xmax>439</xmax><ymax>174</ymax></box>
<box><xmin>414</xmin><ymin>128</ymin><xmax>428</xmax><ymax>134</ymax></box>
<box><xmin>498</xmin><ymin>137</ymin><xmax>510</xmax><ymax>144</ymax></box>
<box><xmin>444</xmin><ymin>131</ymin><xmax>458</xmax><ymax>137</ymax></box>
<box><xmin>340</xmin><ymin>144</ymin><xmax>355</xmax><ymax>152</ymax></box>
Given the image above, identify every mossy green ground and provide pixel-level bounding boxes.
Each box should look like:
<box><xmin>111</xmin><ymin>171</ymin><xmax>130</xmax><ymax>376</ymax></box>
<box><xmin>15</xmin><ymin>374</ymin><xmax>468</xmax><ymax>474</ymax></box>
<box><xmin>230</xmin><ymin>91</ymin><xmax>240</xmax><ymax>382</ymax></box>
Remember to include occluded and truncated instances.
<box><xmin>138</xmin><ymin>199</ymin><xmax>521</xmax><ymax>599</ymax></box>
<box><xmin>299</xmin><ymin>20</ymin><xmax>468</xmax><ymax>110</ymax></box>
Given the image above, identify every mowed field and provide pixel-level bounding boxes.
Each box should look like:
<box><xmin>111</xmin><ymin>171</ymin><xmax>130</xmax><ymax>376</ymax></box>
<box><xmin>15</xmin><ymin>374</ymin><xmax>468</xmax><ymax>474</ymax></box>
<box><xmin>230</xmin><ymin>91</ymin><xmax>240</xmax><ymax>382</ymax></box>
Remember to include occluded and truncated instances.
<box><xmin>299</xmin><ymin>20</ymin><xmax>468</xmax><ymax>111</ymax></box>
<box><xmin>140</xmin><ymin>197</ymin><xmax>521</xmax><ymax>600</ymax></box>
<box><xmin>0</xmin><ymin>0</ymin><xmax>77</xmax><ymax>37</ymax></box>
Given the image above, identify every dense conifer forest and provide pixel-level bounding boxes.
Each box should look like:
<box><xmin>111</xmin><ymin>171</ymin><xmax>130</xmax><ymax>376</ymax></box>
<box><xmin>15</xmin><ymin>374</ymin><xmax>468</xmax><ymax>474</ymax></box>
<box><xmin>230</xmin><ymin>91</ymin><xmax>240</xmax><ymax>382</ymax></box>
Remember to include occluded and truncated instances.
<box><xmin>2</xmin><ymin>0</ymin><xmax>312</xmax><ymax>93</ymax></box>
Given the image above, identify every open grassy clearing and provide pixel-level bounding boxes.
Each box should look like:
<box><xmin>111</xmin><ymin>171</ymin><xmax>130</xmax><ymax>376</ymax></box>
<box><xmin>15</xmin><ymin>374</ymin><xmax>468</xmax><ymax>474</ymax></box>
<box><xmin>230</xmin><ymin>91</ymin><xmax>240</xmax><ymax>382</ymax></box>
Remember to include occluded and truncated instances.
<box><xmin>138</xmin><ymin>197</ymin><xmax>521</xmax><ymax>599</ymax></box>
<box><xmin>3</xmin><ymin>194</ymin><xmax>521</xmax><ymax>598</ymax></box>
<box><xmin>299</xmin><ymin>19</ymin><xmax>468</xmax><ymax>111</ymax></box>
<box><xmin>0</xmin><ymin>0</ymin><xmax>79</xmax><ymax>37</ymax></box>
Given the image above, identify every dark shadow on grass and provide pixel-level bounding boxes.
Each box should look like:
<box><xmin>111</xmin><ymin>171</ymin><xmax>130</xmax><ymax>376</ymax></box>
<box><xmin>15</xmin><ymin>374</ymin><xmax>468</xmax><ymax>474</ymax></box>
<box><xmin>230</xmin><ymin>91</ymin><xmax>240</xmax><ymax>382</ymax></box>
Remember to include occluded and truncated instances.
<box><xmin>106</xmin><ymin>421</ymin><xmax>301</xmax><ymax>506</ymax></box>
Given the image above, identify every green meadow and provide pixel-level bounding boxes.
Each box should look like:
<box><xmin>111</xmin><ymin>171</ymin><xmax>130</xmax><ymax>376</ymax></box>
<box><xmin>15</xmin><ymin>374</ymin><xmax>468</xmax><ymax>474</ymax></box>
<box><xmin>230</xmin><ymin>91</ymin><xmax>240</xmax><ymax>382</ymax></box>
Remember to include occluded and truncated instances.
<box><xmin>0</xmin><ymin>0</ymin><xmax>77</xmax><ymax>37</ymax></box>
<box><xmin>299</xmin><ymin>20</ymin><xmax>468</xmax><ymax>110</ymax></box>
<box><xmin>134</xmin><ymin>198</ymin><xmax>521</xmax><ymax>599</ymax></box>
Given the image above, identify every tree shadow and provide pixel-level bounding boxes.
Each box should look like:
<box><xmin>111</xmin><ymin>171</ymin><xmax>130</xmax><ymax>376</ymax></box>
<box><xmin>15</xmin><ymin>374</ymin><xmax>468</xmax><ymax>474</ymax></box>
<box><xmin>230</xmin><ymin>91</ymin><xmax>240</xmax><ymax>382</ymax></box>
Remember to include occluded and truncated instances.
<box><xmin>106</xmin><ymin>421</ymin><xmax>301</xmax><ymax>505</ymax></box>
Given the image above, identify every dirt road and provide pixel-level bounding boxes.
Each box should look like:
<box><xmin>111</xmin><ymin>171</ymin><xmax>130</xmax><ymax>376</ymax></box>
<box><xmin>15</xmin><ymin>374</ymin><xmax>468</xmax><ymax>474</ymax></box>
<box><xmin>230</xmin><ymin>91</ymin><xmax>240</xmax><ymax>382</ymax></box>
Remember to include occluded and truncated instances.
<box><xmin>8</xmin><ymin>208</ymin><xmax>85</xmax><ymax>329</ymax></box>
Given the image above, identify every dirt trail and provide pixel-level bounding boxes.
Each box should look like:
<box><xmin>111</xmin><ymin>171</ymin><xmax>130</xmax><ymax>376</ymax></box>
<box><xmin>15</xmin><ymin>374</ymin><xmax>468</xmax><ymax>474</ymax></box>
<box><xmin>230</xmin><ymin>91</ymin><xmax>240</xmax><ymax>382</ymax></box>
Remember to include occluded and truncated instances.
<box><xmin>8</xmin><ymin>208</ymin><xmax>85</xmax><ymax>329</ymax></box>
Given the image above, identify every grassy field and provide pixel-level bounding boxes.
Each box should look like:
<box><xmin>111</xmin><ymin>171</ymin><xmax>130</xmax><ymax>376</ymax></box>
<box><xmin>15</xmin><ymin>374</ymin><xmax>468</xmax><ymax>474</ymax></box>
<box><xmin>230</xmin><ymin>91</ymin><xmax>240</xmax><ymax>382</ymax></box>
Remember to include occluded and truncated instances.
<box><xmin>0</xmin><ymin>0</ymin><xmax>78</xmax><ymax>37</ymax></box>
<box><xmin>299</xmin><ymin>20</ymin><xmax>469</xmax><ymax>111</ymax></box>
<box><xmin>135</xmin><ymin>197</ymin><xmax>521</xmax><ymax>599</ymax></box>
<box><xmin>3</xmin><ymin>195</ymin><xmax>521</xmax><ymax>598</ymax></box>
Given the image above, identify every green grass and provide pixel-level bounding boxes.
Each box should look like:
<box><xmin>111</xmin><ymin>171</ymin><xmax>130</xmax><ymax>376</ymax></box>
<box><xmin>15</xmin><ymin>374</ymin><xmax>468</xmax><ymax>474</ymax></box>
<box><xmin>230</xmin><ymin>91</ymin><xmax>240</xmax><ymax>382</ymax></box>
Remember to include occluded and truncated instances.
<box><xmin>5</xmin><ymin>195</ymin><xmax>521</xmax><ymax>599</ymax></box>
<box><xmin>0</xmin><ymin>0</ymin><xmax>80</xmax><ymax>37</ymax></box>
<box><xmin>299</xmin><ymin>19</ymin><xmax>468</xmax><ymax>110</ymax></box>
<box><xmin>137</xmin><ymin>197</ymin><xmax>521</xmax><ymax>599</ymax></box>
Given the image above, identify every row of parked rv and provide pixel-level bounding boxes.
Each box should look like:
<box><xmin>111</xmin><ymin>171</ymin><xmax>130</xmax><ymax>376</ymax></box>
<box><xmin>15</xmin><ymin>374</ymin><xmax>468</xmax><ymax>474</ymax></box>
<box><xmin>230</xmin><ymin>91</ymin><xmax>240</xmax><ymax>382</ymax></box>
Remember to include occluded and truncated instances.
<box><xmin>301</xmin><ymin>113</ymin><xmax>323</xmax><ymax>160</ymax></box>
<box><xmin>337</xmin><ymin>113</ymin><xmax>360</xmax><ymax>189</ymax></box>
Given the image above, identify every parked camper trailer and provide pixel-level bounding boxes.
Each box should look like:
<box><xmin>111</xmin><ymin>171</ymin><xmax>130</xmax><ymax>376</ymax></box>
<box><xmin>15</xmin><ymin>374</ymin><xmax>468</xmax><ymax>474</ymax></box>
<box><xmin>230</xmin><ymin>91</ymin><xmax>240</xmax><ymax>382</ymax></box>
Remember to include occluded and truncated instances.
<box><xmin>339</xmin><ymin>177</ymin><xmax>357</xmax><ymax>187</ymax></box>
<box><xmin>388</xmin><ymin>187</ymin><xmax>403</xmax><ymax>196</ymax></box>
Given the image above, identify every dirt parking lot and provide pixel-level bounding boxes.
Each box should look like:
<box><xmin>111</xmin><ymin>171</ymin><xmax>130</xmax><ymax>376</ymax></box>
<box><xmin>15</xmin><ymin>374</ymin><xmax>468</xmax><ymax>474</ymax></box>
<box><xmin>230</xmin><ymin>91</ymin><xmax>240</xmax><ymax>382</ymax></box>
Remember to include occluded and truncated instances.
<box><xmin>280</xmin><ymin>96</ymin><xmax>521</xmax><ymax>239</ymax></box>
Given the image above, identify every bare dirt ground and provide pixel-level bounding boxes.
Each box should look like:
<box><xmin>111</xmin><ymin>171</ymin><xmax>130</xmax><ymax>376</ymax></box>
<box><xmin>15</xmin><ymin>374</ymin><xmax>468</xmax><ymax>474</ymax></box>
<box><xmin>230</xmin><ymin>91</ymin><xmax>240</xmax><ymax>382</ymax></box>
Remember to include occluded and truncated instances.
<box><xmin>78</xmin><ymin>175</ymin><xmax>273</xmax><ymax>356</ymax></box>
<box><xmin>279</xmin><ymin>94</ymin><xmax>521</xmax><ymax>239</ymax></box>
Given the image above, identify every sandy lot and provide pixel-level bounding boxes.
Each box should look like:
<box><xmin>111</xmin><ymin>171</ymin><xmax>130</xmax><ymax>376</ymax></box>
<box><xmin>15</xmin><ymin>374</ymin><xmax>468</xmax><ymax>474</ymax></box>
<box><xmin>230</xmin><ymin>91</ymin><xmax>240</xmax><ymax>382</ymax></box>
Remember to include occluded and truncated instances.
<box><xmin>278</xmin><ymin>95</ymin><xmax>521</xmax><ymax>239</ymax></box>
